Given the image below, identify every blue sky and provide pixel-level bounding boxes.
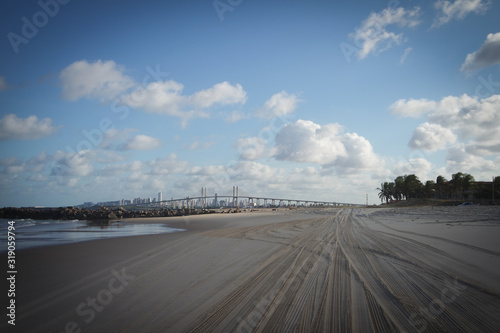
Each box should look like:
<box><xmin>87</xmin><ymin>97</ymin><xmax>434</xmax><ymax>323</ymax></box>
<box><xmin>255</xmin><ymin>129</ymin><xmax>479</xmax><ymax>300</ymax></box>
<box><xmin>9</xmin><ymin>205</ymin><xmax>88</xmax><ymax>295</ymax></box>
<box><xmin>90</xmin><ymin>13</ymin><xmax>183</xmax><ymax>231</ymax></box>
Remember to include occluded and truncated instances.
<box><xmin>1</xmin><ymin>0</ymin><xmax>500</xmax><ymax>207</ymax></box>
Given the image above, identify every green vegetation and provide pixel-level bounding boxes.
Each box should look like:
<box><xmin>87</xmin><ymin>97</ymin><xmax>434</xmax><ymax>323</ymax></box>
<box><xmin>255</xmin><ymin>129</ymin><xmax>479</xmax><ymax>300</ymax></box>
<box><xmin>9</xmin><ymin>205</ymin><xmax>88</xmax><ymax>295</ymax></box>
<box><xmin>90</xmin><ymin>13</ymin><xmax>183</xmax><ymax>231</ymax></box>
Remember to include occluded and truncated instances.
<box><xmin>377</xmin><ymin>173</ymin><xmax>500</xmax><ymax>204</ymax></box>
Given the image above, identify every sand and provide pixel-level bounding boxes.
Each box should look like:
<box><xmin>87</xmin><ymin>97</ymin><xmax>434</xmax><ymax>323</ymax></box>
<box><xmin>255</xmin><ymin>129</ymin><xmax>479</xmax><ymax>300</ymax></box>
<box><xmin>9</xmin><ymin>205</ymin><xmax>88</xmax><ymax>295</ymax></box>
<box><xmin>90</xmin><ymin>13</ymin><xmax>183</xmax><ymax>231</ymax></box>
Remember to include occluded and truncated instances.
<box><xmin>2</xmin><ymin>207</ymin><xmax>500</xmax><ymax>332</ymax></box>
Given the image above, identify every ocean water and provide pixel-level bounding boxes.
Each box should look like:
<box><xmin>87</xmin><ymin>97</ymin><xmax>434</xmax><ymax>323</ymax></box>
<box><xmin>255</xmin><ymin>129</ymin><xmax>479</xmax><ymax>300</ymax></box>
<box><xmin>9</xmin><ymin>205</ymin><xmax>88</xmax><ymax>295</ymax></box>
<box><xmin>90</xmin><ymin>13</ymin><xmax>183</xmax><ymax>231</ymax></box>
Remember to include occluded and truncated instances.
<box><xmin>0</xmin><ymin>218</ymin><xmax>185</xmax><ymax>251</ymax></box>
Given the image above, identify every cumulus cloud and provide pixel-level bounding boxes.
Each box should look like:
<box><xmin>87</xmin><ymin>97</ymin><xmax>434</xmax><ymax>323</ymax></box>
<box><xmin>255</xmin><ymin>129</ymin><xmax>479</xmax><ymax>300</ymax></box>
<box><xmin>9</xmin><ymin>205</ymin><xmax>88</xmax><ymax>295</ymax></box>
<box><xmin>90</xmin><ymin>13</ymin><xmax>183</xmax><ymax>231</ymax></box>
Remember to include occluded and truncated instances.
<box><xmin>461</xmin><ymin>32</ymin><xmax>500</xmax><ymax>72</ymax></box>
<box><xmin>228</xmin><ymin>161</ymin><xmax>281</xmax><ymax>182</ymax></box>
<box><xmin>26</xmin><ymin>151</ymin><xmax>52</xmax><ymax>173</ymax></box>
<box><xmin>100</xmin><ymin>129</ymin><xmax>161</xmax><ymax>151</ymax></box>
<box><xmin>351</xmin><ymin>6</ymin><xmax>421</xmax><ymax>59</ymax></box>
<box><xmin>274</xmin><ymin>120</ymin><xmax>380</xmax><ymax>174</ymax></box>
<box><xmin>52</xmin><ymin>150</ymin><xmax>96</xmax><ymax>177</ymax></box>
<box><xmin>428</xmin><ymin>94</ymin><xmax>499</xmax><ymax>144</ymax></box>
<box><xmin>390</xmin><ymin>92</ymin><xmax>500</xmax><ymax>178</ymax></box>
<box><xmin>255</xmin><ymin>91</ymin><xmax>300</xmax><ymax>119</ymax></box>
<box><xmin>188</xmin><ymin>81</ymin><xmax>247</xmax><ymax>108</ymax></box>
<box><xmin>120</xmin><ymin>80</ymin><xmax>246</xmax><ymax>127</ymax></box>
<box><xmin>236</xmin><ymin>137</ymin><xmax>272</xmax><ymax>160</ymax></box>
<box><xmin>60</xmin><ymin>60</ymin><xmax>135</xmax><ymax>101</ymax></box>
<box><xmin>433</xmin><ymin>0</ymin><xmax>490</xmax><ymax>28</ymax></box>
<box><xmin>408</xmin><ymin>122</ymin><xmax>457</xmax><ymax>151</ymax></box>
<box><xmin>148</xmin><ymin>153</ymin><xmax>189</xmax><ymax>175</ymax></box>
<box><xmin>389</xmin><ymin>98</ymin><xmax>437</xmax><ymax>117</ymax></box>
<box><xmin>391</xmin><ymin>157</ymin><xmax>434</xmax><ymax>181</ymax></box>
<box><xmin>393</xmin><ymin>94</ymin><xmax>500</xmax><ymax>155</ymax></box>
<box><xmin>446</xmin><ymin>144</ymin><xmax>496</xmax><ymax>175</ymax></box>
<box><xmin>125</xmin><ymin>135</ymin><xmax>161</xmax><ymax>151</ymax></box>
<box><xmin>60</xmin><ymin>60</ymin><xmax>247</xmax><ymax>126</ymax></box>
<box><xmin>0</xmin><ymin>114</ymin><xmax>60</xmax><ymax>141</ymax></box>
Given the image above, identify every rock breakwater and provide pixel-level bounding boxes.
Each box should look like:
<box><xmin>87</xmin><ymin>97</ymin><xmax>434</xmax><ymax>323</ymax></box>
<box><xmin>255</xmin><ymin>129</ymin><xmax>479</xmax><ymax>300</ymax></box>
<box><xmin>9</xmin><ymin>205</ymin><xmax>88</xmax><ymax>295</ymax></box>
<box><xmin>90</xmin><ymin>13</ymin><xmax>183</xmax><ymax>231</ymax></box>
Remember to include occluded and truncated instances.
<box><xmin>0</xmin><ymin>206</ymin><xmax>218</xmax><ymax>220</ymax></box>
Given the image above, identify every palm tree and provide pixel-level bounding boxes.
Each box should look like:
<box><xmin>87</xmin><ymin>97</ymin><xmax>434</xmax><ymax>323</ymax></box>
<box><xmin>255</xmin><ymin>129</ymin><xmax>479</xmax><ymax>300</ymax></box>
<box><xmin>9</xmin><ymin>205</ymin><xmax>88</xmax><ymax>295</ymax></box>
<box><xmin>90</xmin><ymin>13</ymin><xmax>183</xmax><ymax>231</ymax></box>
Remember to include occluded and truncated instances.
<box><xmin>377</xmin><ymin>182</ymin><xmax>394</xmax><ymax>204</ymax></box>
<box><xmin>403</xmin><ymin>174</ymin><xmax>424</xmax><ymax>199</ymax></box>
<box><xmin>450</xmin><ymin>172</ymin><xmax>464</xmax><ymax>199</ymax></box>
<box><xmin>394</xmin><ymin>176</ymin><xmax>405</xmax><ymax>200</ymax></box>
<box><xmin>436</xmin><ymin>175</ymin><xmax>447</xmax><ymax>199</ymax></box>
<box><xmin>462</xmin><ymin>173</ymin><xmax>475</xmax><ymax>200</ymax></box>
<box><xmin>424</xmin><ymin>180</ymin><xmax>435</xmax><ymax>199</ymax></box>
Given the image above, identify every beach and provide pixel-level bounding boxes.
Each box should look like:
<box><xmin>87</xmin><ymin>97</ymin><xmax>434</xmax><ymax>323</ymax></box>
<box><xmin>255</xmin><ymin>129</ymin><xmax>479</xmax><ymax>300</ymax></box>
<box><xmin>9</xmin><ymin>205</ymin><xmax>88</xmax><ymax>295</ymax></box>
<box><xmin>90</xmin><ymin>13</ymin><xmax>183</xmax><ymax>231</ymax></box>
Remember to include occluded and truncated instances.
<box><xmin>2</xmin><ymin>206</ymin><xmax>500</xmax><ymax>332</ymax></box>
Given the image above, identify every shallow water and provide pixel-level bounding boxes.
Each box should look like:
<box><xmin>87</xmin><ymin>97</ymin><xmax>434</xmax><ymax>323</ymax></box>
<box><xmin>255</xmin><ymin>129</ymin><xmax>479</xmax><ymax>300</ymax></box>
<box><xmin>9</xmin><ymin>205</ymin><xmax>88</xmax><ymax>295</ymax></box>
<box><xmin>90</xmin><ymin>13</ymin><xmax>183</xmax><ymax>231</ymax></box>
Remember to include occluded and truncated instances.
<box><xmin>0</xmin><ymin>218</ymin><xmax>185</xmax><ymax>251</ymax></box>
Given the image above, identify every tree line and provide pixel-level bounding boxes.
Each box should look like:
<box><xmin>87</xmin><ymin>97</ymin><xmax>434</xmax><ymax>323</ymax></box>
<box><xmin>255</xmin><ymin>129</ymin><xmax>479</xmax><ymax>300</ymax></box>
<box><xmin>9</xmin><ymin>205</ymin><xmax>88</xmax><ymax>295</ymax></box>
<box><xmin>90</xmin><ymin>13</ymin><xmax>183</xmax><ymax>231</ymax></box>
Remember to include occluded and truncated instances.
<box><xmin>377</xmin><ymin>172</ymin><xmax>500</xmax><ymax>204</ymax></box>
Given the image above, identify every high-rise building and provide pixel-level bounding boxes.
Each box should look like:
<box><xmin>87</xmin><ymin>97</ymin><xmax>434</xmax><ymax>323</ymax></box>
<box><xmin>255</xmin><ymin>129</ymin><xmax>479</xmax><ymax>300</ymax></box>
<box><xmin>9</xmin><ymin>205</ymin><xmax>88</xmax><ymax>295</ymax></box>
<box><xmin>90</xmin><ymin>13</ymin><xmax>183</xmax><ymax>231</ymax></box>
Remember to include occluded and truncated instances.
<box><xmin>158</xmin><ymin>192</ymin><xmax>162</xmax><ymax>205</ymax></box>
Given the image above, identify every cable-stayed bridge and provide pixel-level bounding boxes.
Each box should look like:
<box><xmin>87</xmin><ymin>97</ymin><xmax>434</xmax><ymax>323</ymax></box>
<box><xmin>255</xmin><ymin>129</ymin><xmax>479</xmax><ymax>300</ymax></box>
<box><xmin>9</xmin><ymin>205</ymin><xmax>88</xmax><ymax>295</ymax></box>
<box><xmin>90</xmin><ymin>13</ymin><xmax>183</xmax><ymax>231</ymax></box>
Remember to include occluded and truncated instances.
<box><xmin>146</xmin><ymin>186</ymin><xmax>362</xmax><ymax>209</ymax></box>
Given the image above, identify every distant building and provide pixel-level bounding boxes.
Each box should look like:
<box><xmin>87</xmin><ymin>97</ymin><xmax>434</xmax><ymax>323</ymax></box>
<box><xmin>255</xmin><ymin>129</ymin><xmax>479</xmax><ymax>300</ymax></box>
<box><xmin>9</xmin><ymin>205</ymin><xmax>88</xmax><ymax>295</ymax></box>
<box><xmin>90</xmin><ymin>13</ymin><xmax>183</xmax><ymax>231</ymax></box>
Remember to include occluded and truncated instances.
<box><xmin>158</xmin><ymin>192</ymin><xmax>162</xmax><ymax>204</ymax></box>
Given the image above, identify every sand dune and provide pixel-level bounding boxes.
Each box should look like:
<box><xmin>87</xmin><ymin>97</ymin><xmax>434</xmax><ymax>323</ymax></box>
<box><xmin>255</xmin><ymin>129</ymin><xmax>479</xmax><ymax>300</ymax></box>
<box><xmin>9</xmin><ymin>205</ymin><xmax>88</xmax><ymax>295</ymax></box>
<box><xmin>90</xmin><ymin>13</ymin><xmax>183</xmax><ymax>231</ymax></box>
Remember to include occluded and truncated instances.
<box><xmin>3</xmin><ymin>207</ymin><xmax>500</xmax><ymax>332</ymax></box>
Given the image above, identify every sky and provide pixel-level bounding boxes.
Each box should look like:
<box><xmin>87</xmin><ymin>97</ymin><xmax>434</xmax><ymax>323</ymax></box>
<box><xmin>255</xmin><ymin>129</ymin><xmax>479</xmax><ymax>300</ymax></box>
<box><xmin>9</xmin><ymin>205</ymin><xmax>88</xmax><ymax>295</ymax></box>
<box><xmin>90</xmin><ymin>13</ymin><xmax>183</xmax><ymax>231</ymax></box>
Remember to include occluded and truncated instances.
<box><xmin>1</xmin><ymin>0</ymin><xmax>500</xmax><ymax>207</ymax></box>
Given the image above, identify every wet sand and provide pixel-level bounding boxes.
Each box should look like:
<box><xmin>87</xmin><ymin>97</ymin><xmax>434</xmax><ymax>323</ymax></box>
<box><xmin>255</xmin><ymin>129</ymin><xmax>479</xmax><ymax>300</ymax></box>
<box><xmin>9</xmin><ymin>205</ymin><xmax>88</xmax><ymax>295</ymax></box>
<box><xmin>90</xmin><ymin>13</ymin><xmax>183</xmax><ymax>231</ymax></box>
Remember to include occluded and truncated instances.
<box><xmin>2</xmin><ymin>207</ymin><xmax>500</xmax><ymax>332</ymax></box>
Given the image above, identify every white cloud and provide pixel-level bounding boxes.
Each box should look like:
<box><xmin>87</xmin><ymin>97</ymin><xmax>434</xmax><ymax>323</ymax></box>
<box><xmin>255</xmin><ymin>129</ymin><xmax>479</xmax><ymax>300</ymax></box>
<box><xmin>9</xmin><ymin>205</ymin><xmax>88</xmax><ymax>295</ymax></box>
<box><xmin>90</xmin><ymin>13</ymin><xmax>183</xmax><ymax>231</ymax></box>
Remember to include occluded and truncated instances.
<box><xmin>445</xmin><ymin>144</ymin><xmax>496</xmax><ymax>175</ymax></box>
<box><xmin>391</xmin><ymin>157</ymin><xmax>434</xmax><ymax>181</ymax></box>
<box><xmin>433</xmin><ymin>0</ymin><xmax>490</xmax><ymax>28</ymax></box>
<box><xmin>274</xmin><ymin>120</ymin><xmax>380</xmax><ymax>174</ymax></box>
<box><xmin>236</xmin><ymin>137</ymin><xmax>272</xmax><ymax>160</ymax></box>
<box><xmin>351</xmin><ymin>6</ymin><xmax>421</xmax><ymax>59</ymax></box>
<box><xmin>147</xmin><ymin>153</ymin><xmax>189</xmax><ymax>175</ymax></box>
<box><xmin>189</xmin><ymin>81</ymin><xmax>247</xmax><ymax>108</ymax></box>
<box><xmin>27</xmin><ymin>174</ymin><xmax>48</xmax><ymax>182</ymax></box>
<box><xmin>98</xmin><ymin>160</ymin><xmax>144</xmax><ymax>176</ymax></box>
<box><xmin>52</xmin><ymin>150</ymin><xmax>96</xmax><ymax>177</ymax></box>
<box><xmin>391</xmin><ymin>93</ymin><xmax>500</xmax><ymax>180</ymax></box>
<box><xmin>26</xmin><ymin>151</ymin><xmax>52</xmax><ymax>173</ymax></box>
<box><xmin>255</xmin><ymin>91</ymin><xmax>300</xmax><ymax>119</ymax></box>
<box><xmin>0</xmin><ymin>114</ymin><xmax>60</xmax><ymax>141</ymax></box>
<box><xmin>125</xmin><ymin>135</ymin><xmax>161</xmax><ymax>151</ymax></box>
<box><xmin>274</xmin><ymin>120</ymin><xmax>346</xmax><ymax>164</ymax></box>
<box><xmin>100</xmin><ymin>129</ymin><xmax>161</xmax><ymax>151</ymax></box>
<box><xmin>120</xmin><ymin>80</ymin><xmax>245</xmax><ymax>126</ymax></box>
<box><xmin>60</xmin><ymin>60</ymin><xmax>247</xmax><ymax>126</ymax></box>
<box><xmin>186</xmin><ymin>165</ymin><xmax>226</xmax><ymax>176</ymax></box>
<box><xmin>101</xmin><ymin>128</ymin><xmax>138</xmax><ymax>150</ymax></box>
<box><xmin>400</xmin><ymin>47</ymin><xmax>412</xmax><ymax>64</ymax></box>
<box><xmin>228</xmin><ymin>161</ymin><xmax>281</xmax><ymax>182</ymax></box>
<box><xmin>60</xmin><ymin>60</ymin><xmax>135</xmax><ymax>101</ymax></box>
<box><xmin>426</xmin><ymin>94</ymin><xmax>478</xmax><ymax>128</ymax></box>
<box><xmin>408</xmin><ymin>122</ymin><xmax>457</xmax><ymax>151</ymax></box>
<box><xmin>461</xmin><ymin>32</ymin><xmax>500</xmax><ymax>72</ymax></box>
<box><xmin>393</xmin><ymin>94</ymin><xmax>500</xmax><ymax>155</ymax></box>
<box><xmin>428</xmin><ymin>94</ymin><xmax>500</xmax><ymax>144</ymax></box>
<box><xmin>0</xmin><ymin>76</ymin><xmax>8</xmax><ymax>91</ymax></box>
<box><xmin>333</xmin><ymin>132</ymin><xmax>381</xmax><ymax>174</ymax></box>
<box><xmin>389</xmin><ymin>98</ymin><xmax>437</xmax><ymax>117</ymax></box>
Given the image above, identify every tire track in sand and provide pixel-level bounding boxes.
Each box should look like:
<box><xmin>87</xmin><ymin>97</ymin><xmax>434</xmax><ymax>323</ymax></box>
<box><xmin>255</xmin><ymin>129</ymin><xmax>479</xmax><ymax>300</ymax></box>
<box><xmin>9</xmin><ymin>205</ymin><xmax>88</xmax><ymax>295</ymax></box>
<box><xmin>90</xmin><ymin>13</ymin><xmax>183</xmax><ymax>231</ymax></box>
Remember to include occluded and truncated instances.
<box><xmin>169</xmin><ymin>208</ymin><xmax>500</xmax><ymax>333</ymax></box>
